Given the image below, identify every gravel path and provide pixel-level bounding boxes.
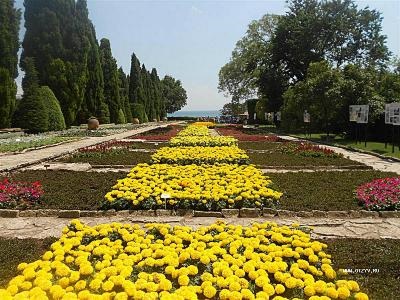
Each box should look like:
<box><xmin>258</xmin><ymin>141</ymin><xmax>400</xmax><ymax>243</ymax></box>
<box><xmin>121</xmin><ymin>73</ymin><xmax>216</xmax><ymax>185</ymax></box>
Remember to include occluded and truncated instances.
<box><xmin>0</xmin><ymin>215</ymin><xmax>399</xmax><ymax>240</ymax></box>
<box><xmin>278</xmin><ymin>135</ymin><xmax>400</xmax><ymax>174</ymax></box>
<box><xmin>0</xmin><ymin>123</ymin><xmax>170</xmax><ymax>172</ymax></box>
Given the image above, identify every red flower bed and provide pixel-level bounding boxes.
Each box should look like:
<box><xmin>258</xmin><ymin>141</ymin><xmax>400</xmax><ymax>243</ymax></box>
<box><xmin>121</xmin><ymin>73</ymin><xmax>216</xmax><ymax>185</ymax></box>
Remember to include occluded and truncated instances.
<box><xmin>0</xmin><ymin>178</ymin><xmax>44</xmax><ymax>209</ymax></box>
<box><xmin>216</xmin><ymin>127</ymin><xmax>283</xmax><ymax>142</ymax></box>
<box><xmin>356</xmin><ymin>177</ymin><xmax>400</xmax><ymax>211</ymax></box>
<box><xmin>127</xmin><ymin>125</ymin><xmax>182</xmax><ymax>141</ymax></box>
<box><xmin>77</xmin><ymin>140</ymin><xmax>135</xmax><ymax>153</ymax></box>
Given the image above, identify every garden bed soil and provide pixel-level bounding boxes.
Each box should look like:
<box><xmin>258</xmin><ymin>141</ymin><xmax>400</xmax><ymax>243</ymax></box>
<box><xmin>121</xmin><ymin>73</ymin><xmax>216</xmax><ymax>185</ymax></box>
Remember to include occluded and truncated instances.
<box><xmin>0</xmin><ymin>237</ymin><xmax>399</xmax><ymax>299</ymax></box>
<box><xmin>270</xmin><ymin>170</ymin><xmax>397</xmax><ymax>211</ymax></box>
<box><xmin>248</xmin><ymin>151</ymin><xmax>363</xmax><ymax>167</ymax></box>
<box><xmin>59</xmin><ymin>150</ymin><xmax>152</xmax><ymax>165</ymax></box>
<box><xmin>127</xmin><ymin>125</ymin><xmax>182</xmax><ymax>141</ymax></box>
<box><xmin>10</xmin><ymin>170</ymin><xmax>126</xmax><ymax>210</ymax></box>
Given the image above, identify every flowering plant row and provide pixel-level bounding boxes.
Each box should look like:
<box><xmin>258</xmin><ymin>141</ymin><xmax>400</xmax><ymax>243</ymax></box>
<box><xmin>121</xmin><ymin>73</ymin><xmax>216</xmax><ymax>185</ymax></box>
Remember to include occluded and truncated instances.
<box><xmin>0</xmin><ymin>178</ymin><xmax>44</xmax><ymax>209</ymax></box>
<box><xmin>77</xmin><ymin>140</ymin><xmax>136</xmax><ymax>153</ymax></box>
<box><xmin>103</xmin><ymin>163</ymin><xmax>281</xmax><ymax>211</ymax></box>
<box><xmin>169</xmin><ymin>136</ymin><xmax>237</xmax><ymax>147</ymax></box>
<box><xmin>177</xmin><ymin>125</ymin><xmax>210</xmax><ymax>137</ymax></box>
<box><xmin>0</xmin><ymin>220</ymin><xmax>368</xmax><ymax>300</ymax></box>
<box><xmin>192</xmin><ymin>121</ymin><xmax>215</xmax><ymax>127</ymax></box>
<box><xmin>216</xmin><ymin>127</ymin><xmax>284</xmax><ymax>142</ymax></box>
<box><xmin>278</xmin><ymin>142</ymin><xmax>342</xmax><ymax>158</ymax></box>
<box><xmin>128</xmin><ymin>126</ymin><xmax>182</xmax><ymax>141</ymax></box>
<box><xmin>151</xmin><ymin>146</ymin><xmax>249</xmax><ymax>165</ymax></box>
<box><xmin>356</xmin><ymin>176</ymin><xmax>400</xmax><ymax>211</ymax></box>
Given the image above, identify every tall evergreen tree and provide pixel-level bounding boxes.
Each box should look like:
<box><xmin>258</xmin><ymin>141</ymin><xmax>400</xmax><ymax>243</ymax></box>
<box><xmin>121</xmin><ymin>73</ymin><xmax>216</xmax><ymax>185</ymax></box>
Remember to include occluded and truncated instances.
<box><xmin>0</xmin><ymin>0</ymin><xmax>20</xmax><ymax>128</ymax></box>
<box><xmin>99</xmin><ymin>38</ymin><xmax>123</xmax><ymax>123</ymax></box>
<box><xmin>118</xmin><ymin>67</ymin><xmax>132</xmax><ymax>122</ymax></box>
<box><xmin>21</xmin><ymin>0</ymin><xmax>90</xmax><ymax>126</ymax></box>
<box><xmin>76</xmin><ymin>0</ymin><xmax>105</xmax><ymax>123</ymax></box>
<box><xmin>128</xmin><ymin>52</ymin><xmax>141</xmax><ymax>105</ymax></box>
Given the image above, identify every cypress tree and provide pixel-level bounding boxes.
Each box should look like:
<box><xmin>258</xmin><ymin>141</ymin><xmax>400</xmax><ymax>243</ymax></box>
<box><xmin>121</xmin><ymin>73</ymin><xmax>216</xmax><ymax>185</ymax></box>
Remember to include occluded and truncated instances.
<box><xmin>118</xmin><ymin>67</ymin><xmax>132</xmax><ymax>122</ymax></box>
<box><xmin>128</xmin><ymin>52</ymin><xmax>141</xmax><ymax>105</ymax></box>
<box><xmin>0</xmin><ymin>0</ymin><xmax>20</xmax><ymax>128</ymax></box>
<box><xmin>99</xmin><ymin>38</ymin><xmax>123</xmax><ymax>123</ymax></box>
<box><xmin>14</xmin><ymin>58</ymin><xmax>48</xmax><ymax>133</ymax></box>
<box><xmin>21</xmin><ymin>0</ymin><xmax>90</xmax><ymax>126</ymax></box>
<box><xmin>39</xmin><ymin>86</ymin><xmax>66</xmax><ymax>131</ymax></box>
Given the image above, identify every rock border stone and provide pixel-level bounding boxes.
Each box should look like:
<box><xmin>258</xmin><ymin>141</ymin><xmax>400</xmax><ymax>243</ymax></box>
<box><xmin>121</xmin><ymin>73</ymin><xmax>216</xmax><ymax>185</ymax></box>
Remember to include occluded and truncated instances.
<box><xmin>1</xmin><ymin>208</ymin><xmax>399</xmax><ymax>218</ymax></box>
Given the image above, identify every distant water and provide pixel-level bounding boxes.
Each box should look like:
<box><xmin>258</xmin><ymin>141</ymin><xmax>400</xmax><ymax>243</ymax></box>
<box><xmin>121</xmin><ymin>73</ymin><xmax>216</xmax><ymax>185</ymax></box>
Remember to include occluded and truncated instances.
<box><xmin>168</xmin><ymin>110</ymin><xmax>220</xmax><ymax>118</ymax></box>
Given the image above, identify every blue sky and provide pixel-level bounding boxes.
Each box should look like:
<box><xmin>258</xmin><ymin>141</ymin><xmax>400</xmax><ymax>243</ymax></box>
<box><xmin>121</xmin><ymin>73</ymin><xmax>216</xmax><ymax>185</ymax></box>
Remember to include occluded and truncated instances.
<box><xmin>15</xmin><ymin>0</ymin><xmax>400</xmax><ymax>111</ymax></box>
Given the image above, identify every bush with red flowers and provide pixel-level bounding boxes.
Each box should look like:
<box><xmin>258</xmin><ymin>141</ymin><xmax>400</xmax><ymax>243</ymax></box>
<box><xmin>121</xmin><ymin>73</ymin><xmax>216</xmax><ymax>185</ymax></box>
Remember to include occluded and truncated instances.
<box><xmin>0</xmin><ymin>178</ymin><xmax>44</xmax><ymax>209</ymax></box>
<box><xmin>279</xmin><ymin>142</ymin><xmax>342</xmax><ymax>158</ymax></box>
<box><xmin>356</xmin><ymin>177</ymin><xmax>400</xmax><ymax>211</ymax></box>
<box><xmin>216</xmin><ymin>127</ymin><xmax>283</xmax><ymax>142</ymax></box>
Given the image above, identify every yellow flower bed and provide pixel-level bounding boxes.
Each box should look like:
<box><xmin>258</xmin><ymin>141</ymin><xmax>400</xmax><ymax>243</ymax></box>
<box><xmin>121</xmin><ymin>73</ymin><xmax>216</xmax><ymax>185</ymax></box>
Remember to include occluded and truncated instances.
<box><xmin>151</xmin><ymin>146</ymin><xmax>249</xmax><ymax>165</ymax></box>
<box><xmin>103</xmin><ymin>163</ymin><xmax>281</xmax><ymax>210</ymax></box>
<box><xmin>169</xmin><ymin>136</ymin><xmax>237</xmax><ymax>147</ymax></box>
<box><xmin>0</xmin><ymin>220</ymin><xmax>369</xmax><ymax>300</ymax></box>
<box><xmin>192</xmin><ymin>121</ymin><xmax>215</xmax><ymax>127</ymax></box>
<box><xmin>177</xmin><ymin>125</ymin><xmax>210</xmax><ymax>137</ymax></box>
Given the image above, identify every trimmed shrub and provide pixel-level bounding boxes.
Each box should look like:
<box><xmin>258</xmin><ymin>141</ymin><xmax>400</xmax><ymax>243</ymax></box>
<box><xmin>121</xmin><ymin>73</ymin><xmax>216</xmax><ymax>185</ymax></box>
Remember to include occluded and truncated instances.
<box><xmin>38</xmin><ymin>86</ymin><xmax>66</xmax><ymax>131</ymax></box>
<box><xmin>116</xmin><ymin>108</ymin><xmax>126</xmax><ymax>124</ymax></box>
<box><xmin>131</xmin><ymin>103</ymin><xmax>147</xmax><ymax>123</ymax></box>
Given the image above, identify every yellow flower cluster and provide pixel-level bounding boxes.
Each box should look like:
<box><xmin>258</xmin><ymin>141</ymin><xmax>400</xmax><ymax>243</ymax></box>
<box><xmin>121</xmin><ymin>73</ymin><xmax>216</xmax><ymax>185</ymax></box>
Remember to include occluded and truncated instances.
<box><xmin>169</xmin><ymin>136</ymin><xmax>237</xmax><ymax>147</ymax></box>
<box><xmin>0</xmin><ymin>220</ymin><xmax>369</xmax><ymax>300</ymax></box>
<box><xmin>170</xmin><ymin>125</ymin><xmax>237</xmax><ymax>147</ymax></box>
<box><xmin>177</xmin><ymin>125</ymin><xmax>210</xmax><ymax>136</ymax></box>
<box><xmin>192</xmin><ymin>121</ymin><xmax>215</xmax><ymax>127</ymax></box>
<box><xmin>151</xmin><ymin>146</ymin><xmax>249</xmax><ymax>165</ymax></box>
<box><xmin>104</xmin><ymin>163</ymin><xmax>281</xmax><ymax>210</ymax></box>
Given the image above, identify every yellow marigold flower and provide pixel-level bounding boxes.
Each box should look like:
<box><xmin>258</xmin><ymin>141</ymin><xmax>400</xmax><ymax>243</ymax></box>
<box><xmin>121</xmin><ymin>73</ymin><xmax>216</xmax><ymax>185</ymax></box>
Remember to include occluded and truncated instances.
<box><xmin>337</xmin><ymin>286</ymin><xmax>351</xmax><ymax>299</ymax></box>
<box><xmin>203</xmin><ymin>285</ymin><xmax>217</xmax><ymax>298</ymax></box>
<box><xmin>275</xmin><ymin>284</ymin><xmax>285</xmax><ymax>294</ymax></box>
<box><xmin>354</xmin><ymin>292</ymin><xmax>369</xmax><ymax>300</ymax></box>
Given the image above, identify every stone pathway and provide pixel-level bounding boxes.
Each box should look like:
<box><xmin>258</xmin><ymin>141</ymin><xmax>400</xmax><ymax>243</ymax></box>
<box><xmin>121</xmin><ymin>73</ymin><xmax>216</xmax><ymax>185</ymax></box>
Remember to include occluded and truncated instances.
<box><xmin>0</xmin><ymin>123</ymin><xmax>172</xmax><ymax>172</ymax></box>
<box><xmin>0</xmin><ymin>215</ymin><xmax>399</xmax><ymax>239</ymax></box>
<box><xmin>278</xmin><ymin>135</ymin><xmax>400</xmax><ymax>174</ymax></box>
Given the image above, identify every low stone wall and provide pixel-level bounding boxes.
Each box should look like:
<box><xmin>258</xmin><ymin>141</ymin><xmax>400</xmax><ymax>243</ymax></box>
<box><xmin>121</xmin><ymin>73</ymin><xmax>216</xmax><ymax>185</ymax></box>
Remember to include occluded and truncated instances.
<box><xmin>1</xmin><ymin>208</ymin><xmax>399</xmax><ymax>218</ymax></box>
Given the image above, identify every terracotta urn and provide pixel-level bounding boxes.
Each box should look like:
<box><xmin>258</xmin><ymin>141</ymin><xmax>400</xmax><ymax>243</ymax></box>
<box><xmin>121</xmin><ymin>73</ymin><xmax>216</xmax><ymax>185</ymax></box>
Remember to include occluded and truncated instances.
<box><xmin>132</xmin><ymin>118</ymin><xmax>140</xmax><ymax>124</ymax></box>
<box><xmin>87</xmin><ymin>117</ymin><xmax>99</xmax><ymax>130</ymax></box>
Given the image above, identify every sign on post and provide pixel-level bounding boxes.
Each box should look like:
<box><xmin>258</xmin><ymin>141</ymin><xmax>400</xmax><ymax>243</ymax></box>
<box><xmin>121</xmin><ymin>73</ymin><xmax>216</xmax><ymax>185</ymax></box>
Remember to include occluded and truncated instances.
<box><xmin>303</xmin><ymin>110</ymin><xmax>310</xmax><ymax>123</ymax></box>
<box><xmin>386</xmin><ymin>103</ymin><xmax>400</xmax><ymax>125</ymax></box>
<box><xmin>276</xmin><ymin>111</ymin><xmax>281</xmax><ymax>121</ymax></box>
<box><xmin>349</xmin><ymin>105</ymin><xmax>369</xmax><ymax>123</ymax></box>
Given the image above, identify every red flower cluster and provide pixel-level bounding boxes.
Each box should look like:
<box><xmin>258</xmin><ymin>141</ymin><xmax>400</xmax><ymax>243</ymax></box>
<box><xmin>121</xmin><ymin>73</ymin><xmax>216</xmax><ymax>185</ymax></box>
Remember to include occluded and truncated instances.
<box><xmin>279</xmin><ymin>142</ymin><xmax>342</xmax><ymax>158</ymax></box>
<box><xmin>127</xmin><ymin>126</ymin><xmax>182</xmax><ymax>141</ymax></box>
<box><xmin>216</xmin><ymin>127</ymin><xmax>283</xmax><ymax>142</ymax></box>
<box><xmin>0</xmin><ymin>178</ymin><xmax>44</xmax><ymax>209</ymax></box>
<box><xmin>356</xmin><ymin>177</ymin><xmax>400</xmax><ymax>211</ymax></box>
<box><xmin>78</xmin><ymin>140</ymin><xmax>134</xmax><ymax>153</ymax></box>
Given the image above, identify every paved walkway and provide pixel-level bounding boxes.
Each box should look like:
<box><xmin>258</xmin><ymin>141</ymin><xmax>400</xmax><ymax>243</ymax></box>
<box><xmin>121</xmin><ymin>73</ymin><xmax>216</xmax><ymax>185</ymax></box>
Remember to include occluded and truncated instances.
<box><xmin>0</xmin><ymin>215</ymin><xmax>399</xmax><ymax>239</ymax></box>
<box><xmin>0</xmin><ymin>123</ymin><xmax>170</xmax><ymax>172</ymax></box>
<box><xmin>278</xmin><ymin>135</ymin><xmax>400</xmax><ymax>174</ymax></box>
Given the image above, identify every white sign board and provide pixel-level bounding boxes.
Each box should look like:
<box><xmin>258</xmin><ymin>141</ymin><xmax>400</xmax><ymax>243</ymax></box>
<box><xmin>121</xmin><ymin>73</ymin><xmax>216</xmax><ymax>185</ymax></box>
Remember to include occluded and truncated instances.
<box><xmin>264</xmin><ymin>112</ymin><xmax>268</xmax><ymax>120</ymax></box>
<box><xmin>253</xmin><ymin>113</ymin><xmax>256</xmax><ymax>120</ymax></box>
<box><xmin>385</xmin><ymin>103</ymin><xmax>400</xmax><ymax>125</ymax></box>
<box><xmin>303</xmin><ymin>111</ymin><xmax>310</xmax><ymax>123</ymax></box>
<box><xmin>349</xmin><ymin>105</ymin><xmax>369</xmax><ymax>124</ymax></box>
<box><xmin>276</xmin><ymin>111</ymin><xmax>281</xmax><ymax>121</ymax></box>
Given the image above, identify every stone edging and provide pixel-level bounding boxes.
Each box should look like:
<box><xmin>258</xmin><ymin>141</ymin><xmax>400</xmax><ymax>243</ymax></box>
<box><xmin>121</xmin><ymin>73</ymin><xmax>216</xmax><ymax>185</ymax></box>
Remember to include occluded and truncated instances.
<box><xmin>0</xmin><ymin>208</ymin><xmax>399</xmax><ymax>218</ymax></box>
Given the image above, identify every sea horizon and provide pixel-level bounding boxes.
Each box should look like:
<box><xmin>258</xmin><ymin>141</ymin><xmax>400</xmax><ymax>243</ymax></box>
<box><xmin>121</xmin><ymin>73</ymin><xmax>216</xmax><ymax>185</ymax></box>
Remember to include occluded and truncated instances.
<box><xmin>168</xmin><ymin>110</ymin><xmax>221</xmax><ymax>118</ymax></box>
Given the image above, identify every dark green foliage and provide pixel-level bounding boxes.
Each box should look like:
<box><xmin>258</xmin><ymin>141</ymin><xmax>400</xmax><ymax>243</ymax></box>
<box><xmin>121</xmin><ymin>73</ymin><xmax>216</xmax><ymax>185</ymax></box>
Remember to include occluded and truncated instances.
<box><xmin>11</xmin><ymin>170</ymin><xmax>125</xmax><ymax>210</ymax></box>
<box><xmin>269</xmin><ymin>170</ymin><xmax>396</xmax><ymax>211</ymax></box>
<box><xmin>14</xmin><ymin>89</ymin><xmax>48</xmax><ymax>133</ymax></box>
<box><xmin>0</xmin><ymin>67</ymin><xmax>16</xmax><ymax>128</ymax></box>
<box><xmin>117</xmin><ymin>108</ymin><xmax>126</xmax><ymax>124</ymax></box>
<box><xmin>38</xmin><ymin>86</ymin><xmax>66</xmax><ymax>131</ymax></box>
<box><xmin>118</xmin><ymin>67</ymin><xmax>132</xmax><ymax>122</ymax></box>
<box><xmin>0</xmin><ymin>237</ymin><xmax>56</xmax><ymax>287</ymax></box>
<box><xmin>0</xmin><ymin>0</ymin><xmax>20</xmax><ymax>128</ymax></box>
<box><xmin>99</xmin><ymin>38</ymin><xmax>122</xmax><ymax>123</ymax></box>
<box><xmin>97</xmin><ymin>102</ymin><xmax>110</xmax><ymax>124</ymax></box>
<box><xmin>21</xmin><ymin>0</ymin><xmax>91</xmax><ymax>126</ymax></box>
<box><xmin>131</xmin><ymin>103</ymin><xmax>147</xmax><ymax>123</ymax></box>
<box><xmin>246</xmin><ymin>99</ymin><xmax>258</xmax><ymax>122</ymax></box>
<box><xmin>327</xmin><ymin>239</ymin><xmax>400</xmax><ymax>300</ymax></box>
<box><xmin>128</xmin><ymin>52</ymin><xmax>141</xmax><ymax>105</ymax></box>
<box><xmin>61</xmin><ymin>149</ymin><xmax>152</xmax><ymax>165</ymax></box>
<box><xmin>161</xmin><ymin>75</ymin><xmax>187</xmax><ymax>113</ymax></box>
